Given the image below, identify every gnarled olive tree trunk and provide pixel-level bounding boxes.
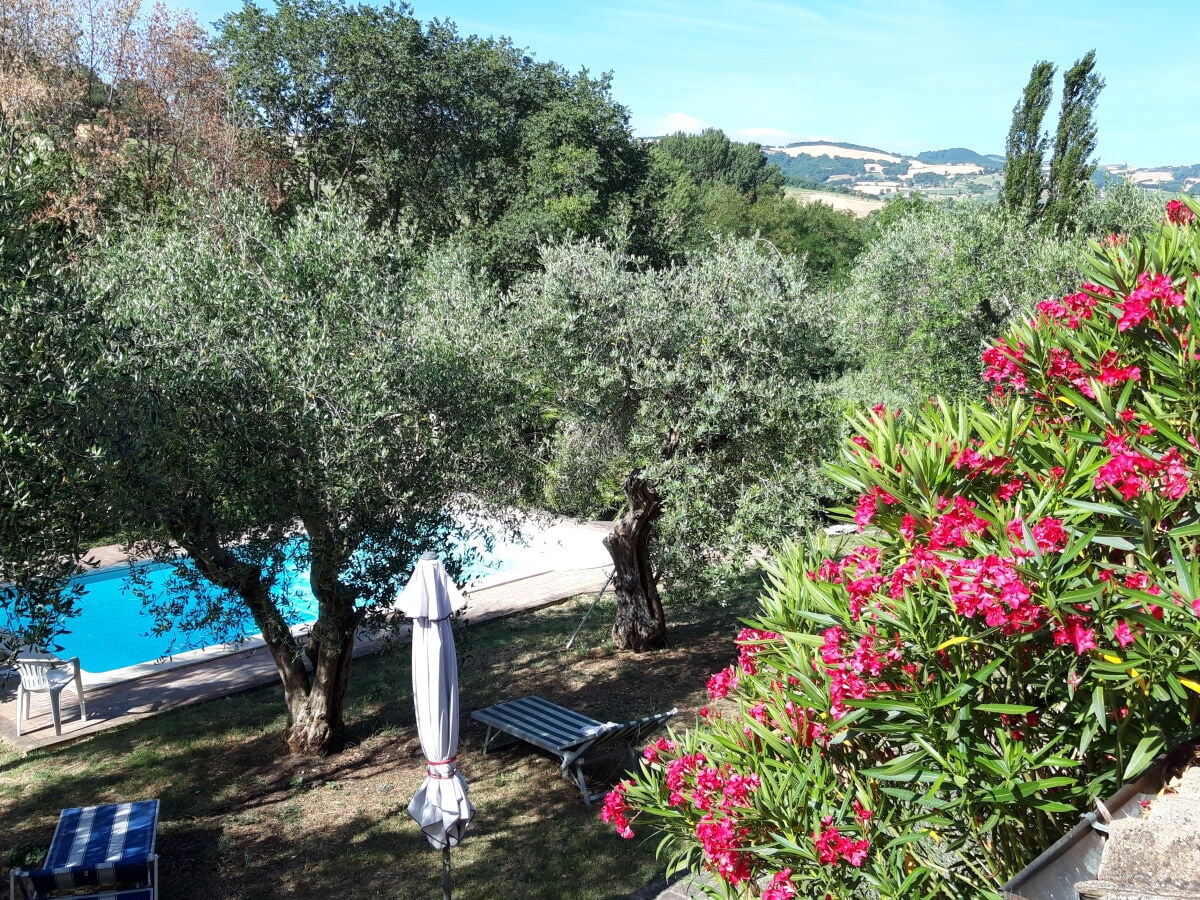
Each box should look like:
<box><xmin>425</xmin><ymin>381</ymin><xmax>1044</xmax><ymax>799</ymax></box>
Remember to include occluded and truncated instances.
<box><xmin>184</xmin><ymin>521</ymin><xmax>359</xmax><ymax>756</ymax></box>
<box><xmin>288</xmin><ymin>519</ymin><xmax>360</xmax><ymax>756</ymax></box>
<box><xmin>286</xmin><ymin>600</ymin><xmax>356</xmax><ymax>755</ymax></box>
<box><xmin>604</xmin><ymin>471</ymin><xmax>667</xmax><ymax>651</ymax></box>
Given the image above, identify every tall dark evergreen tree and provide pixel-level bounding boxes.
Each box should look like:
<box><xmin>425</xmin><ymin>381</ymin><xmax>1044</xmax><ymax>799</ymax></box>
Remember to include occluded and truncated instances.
<box><xmin>999</xmin><ymin>60</ymin><xmax>1055</xmax><ymax>225</ymax></box>
<box><xmin>1045</xmin><ymin>50</ymin><xmax>1104</xmax><ymax>232</ymax></box>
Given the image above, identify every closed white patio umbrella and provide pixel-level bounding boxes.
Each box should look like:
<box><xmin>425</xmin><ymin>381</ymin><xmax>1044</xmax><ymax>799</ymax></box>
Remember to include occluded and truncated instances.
<box><xmin>396</xmin><ymin>551</ymin><xmax>474</xmax><ymax>898</ymax></box>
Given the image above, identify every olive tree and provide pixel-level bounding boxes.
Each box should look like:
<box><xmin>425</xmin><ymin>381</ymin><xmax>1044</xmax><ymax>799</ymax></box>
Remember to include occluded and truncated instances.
<box><xmin>516</xmin><ymin>238</ymin><xmax>840</xmax><ymax>651</ymax></box>
<box><xmin>87</xmin><ymin>194</ymin><xmax>537</xmax><ymax>753</ymax></box>
<box><xmin>835</xmin><ymin>201</ymin><xmax>1085</xmax><ymax>403</ymax></box>
<box><xmin>835</xmin><ymin>190</ymin><xmax>1167</xmax><ymax>406</ymax></box>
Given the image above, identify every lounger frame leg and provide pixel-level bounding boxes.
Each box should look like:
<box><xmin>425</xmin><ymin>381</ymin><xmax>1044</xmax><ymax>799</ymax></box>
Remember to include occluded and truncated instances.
<box><xmin>479</xmin><ymin>725</ymin><xmax>517</xmax><ymax>754</ymax></box>
<box><xmin>568</xmin><ymin>762</ymin><xmax>594</xmax><ymax>805</ymax></box>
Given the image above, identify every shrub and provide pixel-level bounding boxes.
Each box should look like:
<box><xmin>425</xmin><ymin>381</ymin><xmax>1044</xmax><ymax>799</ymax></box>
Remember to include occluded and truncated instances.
<box><xmin>606</xmin><ymin>199</ymin><xmax>1200</xmax><ymax>898</ymax></box>
<box><xmin>834</xmin><ymin>201</ymin><xmax>1082</xmax><ymax>404</ymax></box>
<box><xmin>835</xmin><ymin>190</ymin><xmax>1168</xmax><ymax>407</ymax></box>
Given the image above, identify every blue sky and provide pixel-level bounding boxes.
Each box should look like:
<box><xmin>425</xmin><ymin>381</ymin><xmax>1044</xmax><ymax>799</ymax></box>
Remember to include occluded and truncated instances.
<box><xmin>178</xmin><ymin>0</ymin><xmax>1199</xmax><ymax>165</ymax></box>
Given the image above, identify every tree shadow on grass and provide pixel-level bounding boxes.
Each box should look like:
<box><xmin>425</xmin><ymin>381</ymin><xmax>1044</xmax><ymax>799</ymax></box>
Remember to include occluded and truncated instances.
<box><xmin>200</xmin><ymin>763</ymin><xmax>663</xmax><ymax>899</ymax></box>
<box><xmin>1</xmin><ymin>591</ymin><xmax>754</xmax><ymax>898</ymax></box>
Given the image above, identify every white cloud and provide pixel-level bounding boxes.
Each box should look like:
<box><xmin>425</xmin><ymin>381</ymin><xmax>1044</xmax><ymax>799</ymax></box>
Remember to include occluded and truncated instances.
<box><xmin>654</xmin><ymin>112</ymin><xmax>709</xmax><ymax>135</ymax></box>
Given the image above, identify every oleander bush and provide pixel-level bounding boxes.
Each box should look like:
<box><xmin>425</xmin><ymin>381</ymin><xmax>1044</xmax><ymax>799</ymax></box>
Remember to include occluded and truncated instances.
<box><xmin>604</xmin><ymin>198</ymin><xmax>1200</xmax><ymax>899</ymax></box>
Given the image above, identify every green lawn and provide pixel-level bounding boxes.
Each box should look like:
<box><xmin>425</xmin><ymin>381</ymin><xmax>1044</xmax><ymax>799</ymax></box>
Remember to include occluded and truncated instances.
<box><xmin>1</xmin><ymin>591</ymin><xmax>758</xmax><ymax>898</ymax></box>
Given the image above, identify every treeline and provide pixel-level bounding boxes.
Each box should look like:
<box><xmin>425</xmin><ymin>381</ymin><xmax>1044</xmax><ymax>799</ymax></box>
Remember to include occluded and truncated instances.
<box><xmin>0</xmin><ymin>0</ymin><xmax>866</xmax><ymax>284</ymax></box>
<box><xmin>0</xmin><ymin>3</ymin><xmax>1171</xmax><ymax>755</ymax></box>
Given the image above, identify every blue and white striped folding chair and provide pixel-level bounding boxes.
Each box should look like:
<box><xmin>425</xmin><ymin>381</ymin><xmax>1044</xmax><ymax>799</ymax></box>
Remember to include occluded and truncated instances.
<box><xmin>9</xmin><ymin>800</ymin><xmax>159</xmax><ymax>900</ymax></box>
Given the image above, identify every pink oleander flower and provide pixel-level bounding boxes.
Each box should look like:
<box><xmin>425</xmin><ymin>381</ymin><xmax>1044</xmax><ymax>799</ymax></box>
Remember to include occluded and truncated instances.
<box><xmin>952</xmin><ymin>442</ymin><xmax>1011</xmax><ymax>479</ymax></box>
<box><xmin>1095</xmin><ymin>432</ymin><xmax>1160</xmax><ymax>500</ymax></box>
<box><xmin>695</xmin><ymin>814</ymin><xmax>752</xmax><ymax>885</ymax></box>
<box><xmin>820</xmin><ymin>626</ymin><xmax>845</xmax><ymax>666</ymax></box>
<box><xmin>744</xmin><ymin>701</ymin><xmax>769</xmax><ymax>739</ymax></box>
<box><xmin>692</xmin><ymin>766</ymin><xmax>725</xmax><ymax>812</ymax></box>
<box><xmin>1117</xmin><ymin>272</ymin><xmax>1186</xmax><ymax>331</ymax></box>
<box><xmin>1113</xmin><ymin>620</ymin><xmax>1136</xmax><ymax>649</ymax></box>
<box><xmin>1095</xmin><ymin>350</ymin><xmax>1141</xmax><ymax>385</ymax></box>
<box><xmin>600</xmin><ymin>780</ymin><xmax>634</xmax><ymax>838</ymax></box>
<box><xmin>1045</xmin><ymin>347</ymin><xmax>1086</xmax><ymax>385</ymax></box>
<box><xmin>1161</xmin><ymin>447</ymin><xmax>1191</xmax><ymax>499</ymax></box>
<box><xmin>761</xmin><ymin>868</ymin><xmax>797</xmax><ymax>900</ymax></box>
<box><xmin>845</xmin><ymin>574</ymin><xmax>884</xmax><ymax>621</ymax></box>
<box><xmin>1167</xmin><ymin>199</ymin><xmax>1196</xmax><ymax>226</ymax></box>
<box><xmin>1124</xmin><ymin>571</ymin><xmax>1152</xmax><ymax>591</ymax></box>
<box><xmin>944</xmin><ymin>555</ymin><xmax>1044</xmax><ymax>634</ymax></box>
<box><xmin>736</xmin><ymin>627</ymin><xmax>781</xmax><ymax>675</ymax></box>
<box><xmin>642</xmin><ymin>736</ymin><xmax>676</xmax><ymax>763</ymax></box>
<box><xmin>1053</xmin><ymin>615</ymin><xmax>1097</xmax><ymax>655</ymax></box>
<box><xmin>1037</xmin><ymin>289</ymin><xmax>1099</xmax><ymax>329</ymax></box>
<box><xmin>854</xmin><ymin>486</ymin><xmax>897</xmax><ymax>531</ymax></box>
<box><xmin>707</xmin><ymin>665</ymin><xmax>738</xmax><ymax>700</ymax></box>
<box><xmin>927</xmin><ymin>495</ymin><xmax>990</xmax><ymax>550</ymax></box>
<box><xmin>782</xmin><ymin>701</ymin><xmax>826</xmax><ymax>747</ymax></box>
<box><xmin>813</xmin><ymin>820</ymin><xmax>870</xmax><ymax>867</ymax></box>
<box><xmin>719</xmin><ymin>772</ymin><xmax>760</xmax><ymax>812</ymax></box>
<box><xmin>665</xmin><ymin>752</ymin><xmax>706</xmax><ymax>803</ymax></box>
<box><xmin>853</xmin><ymin>799</ymin><xmax>873</xmax><ymax>828</ymax></box>
<box><xmin>1031</xmin><ymin>517</ymin><xmax>1069</xmax><ymax>553</ymax></box>
<box><xmin>996</xmin><ymin>477</ymin><xmax>1025</xmax><ymax>501</ymax></box>
<box><xmin>982</xmin><ymin>338</ymin><xmax>1028</xmax><ymax>392</ymax></box>
<box><xmin>888</xmin><ymin>543</ymin><xmax>946</xmax><ymax>599</ymax></box>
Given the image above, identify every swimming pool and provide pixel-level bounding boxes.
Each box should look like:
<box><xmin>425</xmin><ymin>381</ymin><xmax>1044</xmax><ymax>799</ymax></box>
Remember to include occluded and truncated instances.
<box><xmin>53</xmin><ymin>534</ymin><xmax>523</xmax><ymax>675</ymax></box>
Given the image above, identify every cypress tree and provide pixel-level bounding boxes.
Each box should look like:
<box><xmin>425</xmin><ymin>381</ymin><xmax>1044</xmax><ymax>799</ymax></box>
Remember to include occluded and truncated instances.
<box><xmin>1000</xmin><ymin>60</ymin><xmax>1055</xmax><ymax>226</ymax></box>
<box><xmin>1045</xmin><ymin>50</ymin><xmax>1104</xmax><ymax>232</ymax></box>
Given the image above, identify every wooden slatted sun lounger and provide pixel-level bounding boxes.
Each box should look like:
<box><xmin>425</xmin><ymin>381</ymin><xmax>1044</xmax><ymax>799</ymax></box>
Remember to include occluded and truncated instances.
<box><xmin>471</xmin><ymin>696</ymin><xmax>677</xmax><ymax>805</ymax></box>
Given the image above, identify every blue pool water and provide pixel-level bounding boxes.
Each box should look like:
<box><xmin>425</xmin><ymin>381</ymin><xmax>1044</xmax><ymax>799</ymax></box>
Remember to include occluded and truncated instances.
<box><xmin>54</xmin><ymin>536</ymin><xmax>521</xmax><ymax>673</ymax></box>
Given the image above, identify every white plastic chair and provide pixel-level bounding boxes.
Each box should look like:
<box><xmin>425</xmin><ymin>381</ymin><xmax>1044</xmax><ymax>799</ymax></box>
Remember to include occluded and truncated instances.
<box><xmin>15</xmin><ymin>652</ymin><xmax>87</xmax><ymax>736</ymax></box>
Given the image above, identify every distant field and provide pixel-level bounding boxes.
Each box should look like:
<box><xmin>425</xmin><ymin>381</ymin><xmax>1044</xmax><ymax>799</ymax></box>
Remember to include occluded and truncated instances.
<box><xmin>770</xmin><ymin>143</ymin><xmax>902</xmax><ymax>163</ymax></box>
<box><xmin>784</xmin><ymin>186</ymin><xmax>885</xmax><ymax>217</ymax></box>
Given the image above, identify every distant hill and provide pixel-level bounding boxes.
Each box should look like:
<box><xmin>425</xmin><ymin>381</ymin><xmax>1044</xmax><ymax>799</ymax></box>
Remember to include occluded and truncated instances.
<box><xmin>635</xmin><ymin>133</ymin><xmax>1200</xmax><ymax>202</ymax></box>
<box><xmin>781</xmin><ymin>140</ymin><xmax>901</xmax><ymax>158</ymax></box>
<box><xmin>1099</xmin><ymin>162</ymin><xmax>1200</xmax><ymax>194</ymax></box>
<box><xmin>764</xmin><ymin>141</ymin><xmax>998</xmax><ymax>199</ymax></box>
<box><xmin>917</xmin><ymin>148</ymin><xmax>1004</xmax><ymax>169</ymax></box>
<box><xmin>764</xmin><ymin>139</ymin><xmax>1200</xmax><ymax>201</ymax></box>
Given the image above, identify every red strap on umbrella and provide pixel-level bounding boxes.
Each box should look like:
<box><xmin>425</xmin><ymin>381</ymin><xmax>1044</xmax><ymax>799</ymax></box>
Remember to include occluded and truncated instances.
<box><xmin>426</xmin><ymin>756</ymin><xmax>458</xmax><ymax>779</ymax></box>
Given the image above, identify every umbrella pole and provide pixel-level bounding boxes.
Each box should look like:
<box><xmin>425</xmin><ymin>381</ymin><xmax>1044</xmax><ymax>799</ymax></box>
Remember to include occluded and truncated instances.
<box><xmin>565</xmin><ymin>569</ymin><xmax>614</xmax><ymax>650</ymax></box>
<box><xmin>442</xmin><ymin>845</ymin><xmax>452</xmax><ymax>900</ymax></box>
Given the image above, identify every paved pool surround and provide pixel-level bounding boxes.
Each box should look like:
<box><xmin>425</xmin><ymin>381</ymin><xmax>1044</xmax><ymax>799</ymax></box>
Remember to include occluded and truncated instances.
<box><xmin>0</xmin><ymin>519</ymin><xmax>612</xmax><ymax>753</ymax></box>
